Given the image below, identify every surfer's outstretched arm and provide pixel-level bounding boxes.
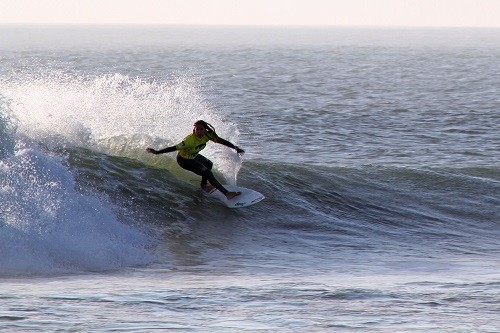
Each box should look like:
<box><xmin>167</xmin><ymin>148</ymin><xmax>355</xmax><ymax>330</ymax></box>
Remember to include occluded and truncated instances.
<box><xmin>146</xmin><ymin>146</ymin><xmax>177</xmax><ymax>155</ymax></box>
<box><xmin>215</xmin><ymin>137</ymin><xmax>245</xmax><ymax>154</ymax></box>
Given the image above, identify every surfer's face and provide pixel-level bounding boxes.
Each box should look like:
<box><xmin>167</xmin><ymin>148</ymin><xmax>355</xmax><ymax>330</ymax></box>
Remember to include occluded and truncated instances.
<box><xmin>194</xmin><ymin>124</ymin><xmax>206</xmax><ymax>138</ymax></box>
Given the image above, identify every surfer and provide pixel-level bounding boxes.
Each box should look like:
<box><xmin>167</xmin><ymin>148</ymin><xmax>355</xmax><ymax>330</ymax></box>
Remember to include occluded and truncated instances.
<box><xmin>146</xmin><ymin>120</ymin><xmax>245</xmax><ymax>200</ymax></box>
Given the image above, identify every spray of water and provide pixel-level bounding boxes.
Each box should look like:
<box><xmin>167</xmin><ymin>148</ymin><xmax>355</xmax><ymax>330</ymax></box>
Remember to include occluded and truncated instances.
<box><xmin>1</xmin><ymin>72</ymin><xmax>242</xmax><ymax>182</ymax></box>
<box><xmin>0</xmin><ymin>71</ymin><xmax>244</xmax><ymax>275</ymax></box>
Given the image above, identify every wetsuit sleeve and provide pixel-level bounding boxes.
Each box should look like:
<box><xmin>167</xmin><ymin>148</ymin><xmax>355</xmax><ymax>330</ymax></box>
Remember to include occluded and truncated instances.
<box><xmin>215</xmin><ymin>137</ymin><xmax>238</xmax><ymax>150</ymax></box>
<box><xmin>155</xmin><ymin>145</ymin><xmax>177</xmax><ymax>154</ymax></box>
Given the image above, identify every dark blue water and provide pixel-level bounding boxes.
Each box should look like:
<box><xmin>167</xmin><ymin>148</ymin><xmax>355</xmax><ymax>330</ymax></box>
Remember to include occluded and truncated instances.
<box><xmin>1</xmin><ymin>26</ymin><xmax>499</xmax><ymax>332</ymax></box>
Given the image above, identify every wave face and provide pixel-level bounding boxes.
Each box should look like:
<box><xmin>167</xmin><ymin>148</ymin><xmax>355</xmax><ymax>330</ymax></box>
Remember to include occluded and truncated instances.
<box><xmin>53</xmin><ymin>146</ymin><xmax>500</xmax><ymax>275</ymax></box>
<box><xmin>1</xmin><ymin>67</ymin><xmax>499</xmax><ymax>276</ymax></box>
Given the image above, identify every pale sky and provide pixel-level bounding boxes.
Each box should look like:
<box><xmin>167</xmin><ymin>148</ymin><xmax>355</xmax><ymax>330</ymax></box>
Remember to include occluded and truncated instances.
<box><xmin>0</xmin><ymin>0</ymin><xmax>499</xmax><ymax>27</ymax></box>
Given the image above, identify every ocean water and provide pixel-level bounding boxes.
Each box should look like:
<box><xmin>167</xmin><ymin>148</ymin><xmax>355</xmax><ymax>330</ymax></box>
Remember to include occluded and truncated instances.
<box><xmin>1</xmin><ymin>25</ymin><xmax>499</xmax><ymax>332</ymax></box>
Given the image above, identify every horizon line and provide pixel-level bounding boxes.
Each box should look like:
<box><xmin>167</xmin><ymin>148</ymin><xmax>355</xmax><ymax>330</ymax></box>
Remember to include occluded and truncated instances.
<box><xmin>1</xmin><ymin>22</ymin><xmax>500</xmax><ymax>29</ymax></box>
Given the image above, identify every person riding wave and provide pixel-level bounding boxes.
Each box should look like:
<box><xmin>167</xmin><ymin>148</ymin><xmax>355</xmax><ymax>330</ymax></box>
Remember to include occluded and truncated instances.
<box><xmin>146</xmin><ymin>120</ymin><xmax>245</xmax><ymax>200</ymax></box>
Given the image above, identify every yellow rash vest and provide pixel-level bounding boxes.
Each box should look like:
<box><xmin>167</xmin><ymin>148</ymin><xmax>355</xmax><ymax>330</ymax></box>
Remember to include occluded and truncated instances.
<box><xmin>175</xmin><ymin>132</ymin><xmax>218</xmax><ymax>159</ymax></box>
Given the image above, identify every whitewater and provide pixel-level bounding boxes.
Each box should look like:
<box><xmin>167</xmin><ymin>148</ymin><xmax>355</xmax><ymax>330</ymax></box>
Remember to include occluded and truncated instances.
<box><xmin>0</xmin><ymin>26</ymin><xmax>499</xmax><ymax>332</ymax></box>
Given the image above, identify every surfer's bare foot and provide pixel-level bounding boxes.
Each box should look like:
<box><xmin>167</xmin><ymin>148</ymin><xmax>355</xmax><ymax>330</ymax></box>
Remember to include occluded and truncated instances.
<box><xmin>201</xmin><ymin>184</ymin><xmax>214</xmax><ymax>192</ymax></box>
<box><xmin>226</xmin><ymin>191</ymin><xmax>241</xmax><ymax>200</ymax></box>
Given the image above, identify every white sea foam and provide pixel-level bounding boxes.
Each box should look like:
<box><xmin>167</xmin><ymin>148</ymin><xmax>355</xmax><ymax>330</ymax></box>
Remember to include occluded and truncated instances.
<box><xmin>0</xmin><ymin>73</ymin><xmax>242</xmax><ymax>182</ymax></box>
<box><xmin>0</xmin><ymin>145</ymin><xmax>155</xmax><ymax>275</ymax></box>
<box><xmin>0</xmin><ymin>94</ymin><xmax>155</xmax><ymax>275</ymax></box>
<box><xmin>0</xmin><ymin>72</ymin><xmax>246</xmax><ymax>275</ymax></box>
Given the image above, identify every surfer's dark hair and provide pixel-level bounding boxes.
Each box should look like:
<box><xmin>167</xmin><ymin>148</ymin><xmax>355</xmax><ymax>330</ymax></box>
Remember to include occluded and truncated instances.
<box><xmin>194</xmin><ymin>120</ymin><xmax>218</xmax><ymax>137</ymax></box>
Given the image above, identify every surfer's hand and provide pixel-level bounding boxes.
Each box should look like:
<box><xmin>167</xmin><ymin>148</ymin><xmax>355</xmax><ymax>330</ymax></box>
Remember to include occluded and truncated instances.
<box><xmin>146</xmin><ymin>148</ymin><xmax>158</xmax><ymax>154</ymax></box>
<box><xmin>236</xmin><ymin>147</ymin><xmax>245</xmax><ymax>155</ymax></box>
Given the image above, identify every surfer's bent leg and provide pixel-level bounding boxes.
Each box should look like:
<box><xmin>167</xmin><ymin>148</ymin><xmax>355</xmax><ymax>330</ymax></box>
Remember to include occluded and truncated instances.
<box><xmin>177</xmin><ymin>155</ymin><xmax>228</xmax><ymax>194</ymax></box>
<box><xmin>194</xmin><ymin>155</ymin><xmax>213</xmax><ymax>187</ymax></box>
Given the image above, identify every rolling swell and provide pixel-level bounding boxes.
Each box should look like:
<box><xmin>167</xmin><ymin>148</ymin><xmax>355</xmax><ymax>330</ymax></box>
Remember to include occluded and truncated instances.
<box><xmin>68</xmin><ymin>147</ymin><xmax>500</xmax><ymax>262</ymax></box>
<box><xmin>1</xmin><ymin>64</ymin><xmax>498</xmax><ymax>274</ymax></box>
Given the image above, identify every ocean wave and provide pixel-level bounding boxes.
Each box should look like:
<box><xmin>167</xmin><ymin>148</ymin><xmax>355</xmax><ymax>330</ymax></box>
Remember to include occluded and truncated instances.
<box><xmin>66</xmin><ymin>146</ymin><xmax>500</xmax><ymax>258</ymax></box>
<box><xmin>1</xmin><ymin>71</ymin><xmax>499</xmax><ymax>276</ymax></box>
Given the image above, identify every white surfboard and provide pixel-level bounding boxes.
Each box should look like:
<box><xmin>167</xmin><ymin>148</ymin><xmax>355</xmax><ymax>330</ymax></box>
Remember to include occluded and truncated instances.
<box><xmin>206</xmin><ymin>184</ymin><xmax>265</xmax><ymax>208</ymax></box>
